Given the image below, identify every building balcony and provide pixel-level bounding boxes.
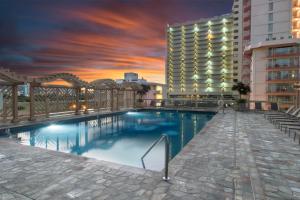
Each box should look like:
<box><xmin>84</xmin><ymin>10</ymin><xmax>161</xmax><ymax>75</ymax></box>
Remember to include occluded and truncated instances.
<box><xmin>267</xmin><ymin>53</ymin><xmax>300</xmax><ymax>59</ymax></box>
<box><xmin>266</xmin><ymin>66</ymin><xmax>299</xmax><ymax>71</ymax></box>
<box><xmin>243</xmin><ymin>16</ymin><xmax>251</xmax><ymax>22</ymax></box>
<box><xmin>266</xmin><ymin>79</ymin><xmax>299</xmax><ymax>83</ymax></box>
<box><xmin>243</xmin><ymin>20</ymin><xmax>251</xmax><ymax>28</ymax></box>
<box><xmin>243</xmin><ymin>60</ymin><xmax>251</xmax><ymax>66</ymax></box>
<box><xmin>266</xmin><ymin>92</ymin><xmax>296</xmax><ymax>96</ymax></box>
<box><xmin>242</xmin><ymin>69</ymin><xmax>251</xmax><ymax>75</ymax></box>
<box><xmin>243</xmin><ymin>5</ymin><xmax>251</xmax><ymax>13</ymax></box>
<box><xmin>243</xmin><ymin>35</ymin><xmax>250</xmax><ymax>41</ymax></box>
<box><xmin>244</xmin><ymin>26</ymin><xmax>250</xmax><ymax>31</ymax></box>
<box><xmin>268</xmin><ymin>47</ymin><xmax>299</xmax><ymax>57</ymax></box>
<box><xmin>243</xmin><ymin>1</ymin><xmax>251</xmax><ymax>9</ymax></box>
<box><xmin>242</xmin><ymin>73</ymin><xmax>250</xmax><ymax>79</ymax></box>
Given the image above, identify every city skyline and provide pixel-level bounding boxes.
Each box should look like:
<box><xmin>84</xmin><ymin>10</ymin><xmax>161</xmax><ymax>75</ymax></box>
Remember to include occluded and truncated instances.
<box><xmin>0</xmin><ymin>0</ymin><xmax>232</xmax><ymax>83</ymax></box>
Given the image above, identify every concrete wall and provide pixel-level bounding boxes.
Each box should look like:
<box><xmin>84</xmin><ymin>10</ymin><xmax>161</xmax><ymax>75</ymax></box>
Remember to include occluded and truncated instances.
<box><xmin>251</xmin><ymin>0</ymin><xmax>292</xmax><ymax>45</ymax></box>
<box><xmin>250</xmin><ymin>48</ymin><xmax>267</xmax><ymax>102</ymax></box>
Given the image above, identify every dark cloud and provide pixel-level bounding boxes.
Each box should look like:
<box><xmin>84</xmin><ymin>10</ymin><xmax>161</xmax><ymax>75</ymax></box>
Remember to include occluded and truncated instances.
<box><xmin>0</xmin><ymin>0</ymin><xmax>232</xmax><ymax>83</ymax></box>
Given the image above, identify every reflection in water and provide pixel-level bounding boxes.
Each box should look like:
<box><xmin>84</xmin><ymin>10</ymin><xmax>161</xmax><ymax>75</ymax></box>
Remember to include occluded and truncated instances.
<box><xmin>15</xmin><ymin>111</ymin><xmax>214</xmax><ymax>171</ymax></box>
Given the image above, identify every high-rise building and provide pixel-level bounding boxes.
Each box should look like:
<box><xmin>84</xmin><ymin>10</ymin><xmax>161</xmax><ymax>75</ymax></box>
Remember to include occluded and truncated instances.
<box><xmin>232</xmin><ymin>0</ymin><xmax>252</xmax><ymax>84</ymax></box>
<box><xmin>244</xmin><ymin>0</ymin><xmax>300</xmax><ymax>108</ymax></box>
<box><xmin>166</xmin><ymin>14</ymin><xmax>234</xmax><ymax>99</ymax></box>
<box><xmin>232</xmin><ymin>0</ymin><xmax>244</xmax><ymax>83</ymax></box>
<box><xmin>166</xmin><ymin>0</ymin><xmax>300</xmax><ymax>107</ymax></box>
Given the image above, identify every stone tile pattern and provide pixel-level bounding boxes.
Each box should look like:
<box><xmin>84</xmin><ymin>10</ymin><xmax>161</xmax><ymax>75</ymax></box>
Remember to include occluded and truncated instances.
<box><xmin>238</xmin><ymin>113</ymin><xmax>300</xmax><ymax>200</ymax></box>
<box><xmin>0</xmin><ymin>111</ymin><xmax>299</xmax><ymax>200</ymax></box>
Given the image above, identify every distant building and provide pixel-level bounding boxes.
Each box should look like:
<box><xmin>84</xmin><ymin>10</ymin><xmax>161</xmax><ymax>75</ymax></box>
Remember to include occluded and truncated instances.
<box><xmin>116</xmin><ymin>73</ymin><xmax>166</xmax><ymax>99</ymax></box>
<box><xmin>145</xmin><ymin>82</ymin><xmax>167</xmax><ymax>100</ymax></box>
<box><xmin>18</xmin><ymin>84</ymin><xmax>29</xmax><ymax>97</ymax></box>
<box><xmin>124</xmin><ymin>72</ymin><xmax>138</xmax><ymax>82</ymax></box>
<box><xmin>116</xmin><ymin>72</ymin><xmax>147</xmax><ymax>85</ymax></box>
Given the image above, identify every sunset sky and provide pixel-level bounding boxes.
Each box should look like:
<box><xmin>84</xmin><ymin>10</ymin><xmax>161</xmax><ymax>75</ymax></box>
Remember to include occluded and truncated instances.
<box><xmin>0</xmin><ymin>0</ymin><xmax>232</xmax><ymax>83</ymax></box>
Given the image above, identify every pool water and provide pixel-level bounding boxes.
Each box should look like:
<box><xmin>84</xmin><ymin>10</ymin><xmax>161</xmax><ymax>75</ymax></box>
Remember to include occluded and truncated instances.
<box><xmin>12</xmin><ymin>110</ymin><xmax>214</xmax><ymax>170</ymax></box>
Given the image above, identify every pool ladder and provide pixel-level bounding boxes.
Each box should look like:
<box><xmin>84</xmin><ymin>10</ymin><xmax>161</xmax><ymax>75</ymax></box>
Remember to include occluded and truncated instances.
<box><xmin>141</xmin><ymin>134</ymin><xmax>170</xmax><ymax>181</ymax></box>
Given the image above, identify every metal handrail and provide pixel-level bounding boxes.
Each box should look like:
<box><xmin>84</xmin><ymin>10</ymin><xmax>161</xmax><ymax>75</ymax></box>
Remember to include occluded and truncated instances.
<box><xmin>141</xmin><ymin>134</ymin><xmax>170</xmax><ymax>181</ymax></box>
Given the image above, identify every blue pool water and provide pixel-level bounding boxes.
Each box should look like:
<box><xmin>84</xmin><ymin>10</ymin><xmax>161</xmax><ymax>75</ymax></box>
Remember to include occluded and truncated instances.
<box><xmin>11</xmin><ymin>110</ymin><xmax>214</xmax><ymax>170</ymax></box>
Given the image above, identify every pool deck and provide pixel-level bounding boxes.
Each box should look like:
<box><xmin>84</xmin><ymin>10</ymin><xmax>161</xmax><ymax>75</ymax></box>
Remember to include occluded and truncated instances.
<box><xmin>0</xmin><ymin>110</ymin><xmax>300</xmax><ymax>200</ymax></box>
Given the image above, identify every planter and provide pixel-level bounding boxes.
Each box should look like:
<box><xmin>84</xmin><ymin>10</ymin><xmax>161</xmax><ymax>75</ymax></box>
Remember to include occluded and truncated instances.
<box><xmin>237</xmin><ymin>102</ymin><xmax>247</xmax><ymax>111</ymax></box>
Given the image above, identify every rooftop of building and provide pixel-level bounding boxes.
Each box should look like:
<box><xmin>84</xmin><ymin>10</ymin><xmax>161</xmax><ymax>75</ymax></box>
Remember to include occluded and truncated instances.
<box><xmin>167</xmin><ymin>13</ymin><xmax>232</xmax><ymax>28</ymax></box>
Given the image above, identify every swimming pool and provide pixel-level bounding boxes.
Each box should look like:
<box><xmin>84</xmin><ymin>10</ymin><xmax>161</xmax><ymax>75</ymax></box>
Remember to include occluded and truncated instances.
<box><xmin>8</xmin><ymin>110</ymin><xmax>214</xmax><ymax>170</ymax></box>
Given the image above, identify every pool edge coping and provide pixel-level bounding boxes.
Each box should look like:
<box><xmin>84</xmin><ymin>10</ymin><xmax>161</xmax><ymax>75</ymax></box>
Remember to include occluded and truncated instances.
<box><xmin>0</xmin><ymin>108</ymin><xmax>219</xmax><ymax>176</ymax></box>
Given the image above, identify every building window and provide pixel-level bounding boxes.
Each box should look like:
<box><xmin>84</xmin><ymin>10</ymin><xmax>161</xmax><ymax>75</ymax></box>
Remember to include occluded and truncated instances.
<box><xmin>268</xmin><ymin>13</ymin><xmax>273</xmax><ymax>21</ymax></box>
<box><xmin>268</xmin><ymin>34</ymin><xmax>273</xmax><ymax>39</ymax></box>
<box><xmin>268</xmin><ymin>23</ymin><xmax>273</xmax><ymax>32</ymax></box>
<box><xmin>269</xmin><ymin>2</ymin><xmax>273</xmax><ymax>11</ymax></box>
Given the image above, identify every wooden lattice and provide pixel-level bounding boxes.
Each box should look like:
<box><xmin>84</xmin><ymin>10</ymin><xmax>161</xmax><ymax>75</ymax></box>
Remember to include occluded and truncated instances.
<box><xmin>117</xmin><ymin>90</ymin><xmax>125</xmax><ymax>109</ymax></box>
<box><xmin>85</xmin><ymin>88</ymin><xmax>96</xmax><ymax>110</ymax></box>
<box><xmin>85</xmin><ymin>89</ymin><xmax>112</xmax><ymax>112</ymax></box>
<box><xmin>33</xmin><ymin>86</ymin><xmax>77</xmax><ymax>116</ymax></box>
<box><xmin>0</xmin><ymin>85</ymin><xmax>13</xmax><ymax>122</ymax></box>
<box><xmin>0</xmin><ymin>68</ymin><xmax>140</xmax><ymax>123</ymax></box>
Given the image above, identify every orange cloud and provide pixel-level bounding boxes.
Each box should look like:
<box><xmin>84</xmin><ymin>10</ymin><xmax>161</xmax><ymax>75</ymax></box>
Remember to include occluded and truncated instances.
<box><xmin>0</xmin><ymin>0</ymin><xmax>231</xmax><ymax>84</ymax></box>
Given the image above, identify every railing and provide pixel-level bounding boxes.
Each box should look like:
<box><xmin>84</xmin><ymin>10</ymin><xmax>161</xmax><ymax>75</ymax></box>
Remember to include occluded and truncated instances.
<box><xmin>137</xmin><ymin>98</ymin><xmax>236</xmax><ymax>109</ymax></box>
<box><xmin>141</xmin><ymin>134</ymin><xmax>170</xmax><ymax>181</ymax></box>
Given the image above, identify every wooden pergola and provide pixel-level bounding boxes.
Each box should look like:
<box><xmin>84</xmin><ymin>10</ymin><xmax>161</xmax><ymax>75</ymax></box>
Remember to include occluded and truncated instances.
<box><xmin>0</xmin><ymin>68</ymin><xmax>141</xmax><ymax>123</ymax></box>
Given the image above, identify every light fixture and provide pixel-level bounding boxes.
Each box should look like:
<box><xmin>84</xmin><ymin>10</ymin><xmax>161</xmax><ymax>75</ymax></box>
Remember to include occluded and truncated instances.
<box><xmin>206</xmin><ymin>78</ymin><xmax>212</xmax><ymax>83</ymax></box>
<box><xmin>193</xmin><ymin>74</ymin><xmax>199</xmax><ymax>80</ymax></box>
<box><xmin>206</xmin><ymin>69</ymin><xmax>212</xmax><ymax>74</ymax></box>
<box><xmin>206</xmin><ymin>87</ymin><xmax>212</xmax><ymax>92</ymax></box>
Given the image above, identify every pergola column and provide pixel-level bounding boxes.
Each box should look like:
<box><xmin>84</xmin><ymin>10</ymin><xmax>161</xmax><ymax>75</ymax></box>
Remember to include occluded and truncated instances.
<box><xmin>133</xmin><ymin>90</ymin><xmax>136</xmax><ymax>108</ymax></box>
<box><xmin>11</xmin><ymin>84</ymin><xmax>19</xmax><ymax>123</ymax></box>
<box><xmin>124</xmin><ymin>90</ymin><xmax>127</xmax><ymax>108</ymax></box>
<box><xmin>29</xmin><ymin>83</ymin><xmax>36</xmax><ymax>121</ymax></box>
<box><xmin>45</xmin><ymin>98</ymin><xmax>49</xmax><ymax>118</ymax></box>
<box><xmin>84</xmin><ymin>88</ymin><xmax>89</xmax><ymax>114</ymax></box>
<box><xmin>116</xmin><ymin>89</ymin><xmax>119</xmax><ymax>111</ymax></box>
<box><xmin>75</xmin><ymin>87</ymin><xmax>80</xmax><ymax>115</ymax></box>
<box><xmin>110</xmin><ymin>89</ymin><xmax>114</xmax><ymax>111</ymax></box>
<box><xmin>99</xmin><ymin>89</ymin><xmax>103</xmax><ymax>111</ymax></box>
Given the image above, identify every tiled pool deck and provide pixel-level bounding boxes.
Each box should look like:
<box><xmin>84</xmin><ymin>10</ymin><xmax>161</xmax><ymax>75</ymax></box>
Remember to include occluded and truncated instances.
<box><xmin>0</xmin><ymin>111</ymin><xmax>300</xmax><ymax>200</ymax></box>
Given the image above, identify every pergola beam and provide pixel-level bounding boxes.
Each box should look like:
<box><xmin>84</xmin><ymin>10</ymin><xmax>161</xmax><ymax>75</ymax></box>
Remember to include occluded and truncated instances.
<box><xmin>0</xmin><ymin>68</ymin><xmax>142</xmax><ymax>123</ymax></box>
